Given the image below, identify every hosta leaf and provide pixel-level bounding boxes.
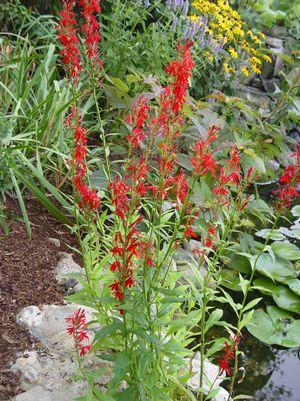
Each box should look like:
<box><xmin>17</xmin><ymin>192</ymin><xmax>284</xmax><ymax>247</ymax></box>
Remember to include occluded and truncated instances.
<box><xmin>246</xmin><ymin>306</ymin><xmax>300</xmax><ymax>347</ymax></box>
<box><xmin>255</xmin><ymin>253</ymin><xmax>296</xmax><ymax>283</ymax></box>
<box><xmin>256</xmin><ymin>229</ymin><xmax>285</xmax><ymax>241</ymax></box>
<box><xmin>225</xmin><ymin>253</ymin><xmax>251</xmax><ymax>274</ymax></box>
<box><xmin>220</xmin><ymin>269</ymin><xmax>243</xmax><ymax>291</ymax></box>
<box><xmin>273</xmin><ymin>287</ymin><xmax>300</xmax><ymax>314</ymax></box>
<box><xmin>271</xmin><ymin>242</ymin><xmax>300</xmax><ymax>260</ymax></box>
<box><xmin>253</xmin><ymin>277</ymin><xmax>300</xmax><ymax>314</ymax></box>
<box><xmin>291</xmin><ymin>205</ymin><xmax>300</xmax><ymax>217</ymax></box>
<box><xmin>288</xmin><ymin>279</ymin><xmax>300</xmax><ymax>297</ymax></box>
<box><xmin>253</xmin><ymin>277</ymin><xmax>278</xmax><ymax>295</ymax></box>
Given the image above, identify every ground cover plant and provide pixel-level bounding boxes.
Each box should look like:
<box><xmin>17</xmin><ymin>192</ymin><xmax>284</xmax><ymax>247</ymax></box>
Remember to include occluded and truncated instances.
<box><xmin>0</xmin><ymin>0</ymin><xmax>300</xmax><ymax>400</ymax></box>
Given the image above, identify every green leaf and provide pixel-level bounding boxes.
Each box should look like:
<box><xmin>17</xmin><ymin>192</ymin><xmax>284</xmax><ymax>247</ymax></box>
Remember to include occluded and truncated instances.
<box><xmin>177</xmin><ymin>154</ymin><xmax>193</xmax><ymax>171</ymax></box>
<box><xmin>255</xmin><ymin>253</ymin><xmax>296</xmax><ymax>283</ymax></box>
<box><xmin>95</xmin><ymin>321</ymin><xmax>124</xmax><ymax>341</ymax></box>
<box><xmin>241</xmin><ymin>151</ymin><xmax>266</xmax><ymax>174</ymax></box>
<box><xmin>14</xmin><ymin>168</ymin><xmax>73</xmax><ymax>226</ymax></box>
<box><xmin>111</xmin><ymin>77</ymin><xmax>129</xmax><ymax>93</ymax></box>
<box><xmin>219</xmin><ymin>269</ymin><xmax>243</xmax><ymax>292</ymax></box>
<box><xmin>242</xmin><ymin>298</ymin><xmax>262</xmax><ymax>313</ymax></box>
<box><xmin>114</xmin><ymin>351</ymin><xmax>130</xmax><ymax>381</ymax></box>
<box><xmin>226</xmin><ymin>253</ymin><xmax>251</xmax><ymax>274</ymax></box>
<box><xmin>246</xmin><ymin>306</ymin><xmax>300</xmax><ymax>347</ymax></box>
<box><xmin>288</xmin><ymin>279</ymin><xmax>300</xmax><ymax>296</ymax></box>
<box><xmin>271</xmin><ymin>242</ymin><xmax>300</xmax><ymax>260</ymax></box>
<box><xmin>239</xmin><ymin>310</ymin><xmax>254</xmax><ymax>331</ymax></box>
<box><xmin>256</xmin><ymin>229</ymin><xmax>285</xmax><ymax>241</ymax></box>
<box><xmin>253</xmin><ymin>277</ymin><xmax>278</xmax><ymax>295</ymax></box>
<box><xmin>11</xmin><ymin>172</ymin><xmax>31</xmax><ymax>239</ymax></box>
<box><xmin>273</xmin><ymin>286</ymin><xmax>300</xmax><ymax>314</ymax></box>
<box><xmin>291</xmin><ymin>205</ymin><xmax>300</xmax><ymax>217</ymax></box>
<box><xmin>204</xmin><ymin>309</ymin><xmax>223</xmax><ymax>333</ymax></box>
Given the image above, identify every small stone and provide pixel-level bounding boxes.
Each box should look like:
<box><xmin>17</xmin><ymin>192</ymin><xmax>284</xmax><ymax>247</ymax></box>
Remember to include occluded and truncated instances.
<box><xmin>55</xmin><ymin>252</ymin><xmax>85</xmax><ymax>291</ymax></box>
<box><xmin>11</xmin><ymin>351</ymin><xmax>41</xmax><ymax>385</ymax></box>
<box><xmin>266</xmin><ymin>159</ymin><xmax>280</xmax><ymax>171</ymax></box>
<box><xmin>48</xmin><ymin>238</ymin><xmax>61</xmax><ymax>248</ymax></box>
<box><xmin>69</xmin><ymin>282</ymin><xmax>83</xmax><ymax>294</ymax></box>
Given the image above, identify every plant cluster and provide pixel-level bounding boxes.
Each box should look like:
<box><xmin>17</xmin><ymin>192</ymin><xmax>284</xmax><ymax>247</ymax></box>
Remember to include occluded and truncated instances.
<box><xmin>1</xmin><ymin>0</ymin><xmax>300</xmax><ymax>400</ymax></box>
<box><xmin>54</xmin><ymin>2</ymin><xmax>300</xmax><ymax>400</ymax></box>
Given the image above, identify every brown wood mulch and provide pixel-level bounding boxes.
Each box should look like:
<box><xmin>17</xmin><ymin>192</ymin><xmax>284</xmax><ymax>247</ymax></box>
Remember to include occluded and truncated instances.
<box><xmin>0</xmin><ymin>197</ymin><xmax>80</xmax><ymax>400</ymax></box>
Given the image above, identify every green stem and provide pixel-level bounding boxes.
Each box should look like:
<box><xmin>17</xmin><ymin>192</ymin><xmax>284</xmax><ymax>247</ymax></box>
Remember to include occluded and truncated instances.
<box><xmin>93</xmin><ymin>88</ymin><xmax>111</xmax><ymax>183</ymax></box>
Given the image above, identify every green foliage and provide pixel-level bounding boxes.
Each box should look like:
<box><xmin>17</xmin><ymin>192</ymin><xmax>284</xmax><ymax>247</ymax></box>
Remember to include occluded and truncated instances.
<box><xmin>252</xmin><ymin>0</ymin><xmax>300</xmax><ymax>28</ymax></box>
<box><xmin>246</xmin><ymin>306</ymin><xmax>300</xmax><ymax>347</ymax></box>
<box><xmin>1</xmin><ymin>1</ymin><xmax>300</xmax><ymax>399</ymax></box>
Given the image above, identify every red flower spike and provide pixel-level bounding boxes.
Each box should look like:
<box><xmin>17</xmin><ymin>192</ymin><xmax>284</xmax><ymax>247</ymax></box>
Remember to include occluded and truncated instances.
<box><xmin>66</xmin><ymin>308</ymin><xmax>91</xmax><ymax>357</ymax></box>
<box><xmin>78</xmin><ymin>0</ymin><xmax>103</xmax><ymax>68</ymax></box>
<box><xmin>127</xmin><ymin>96</ymin><xmax>150</xmax><ymax>148</ymax></box>
<box><xmin>71</xmin><ymin>111</ymin><xmax>100</xmax><ymax>211</ymax></box>
<box><xmin>57</xmin><ymin>0</ymin><xmax>81</xmax><ymax>81</ymax></box>
<box><xmin>273</xmin><ymin>143</ymin><xmax>300</xmax><ymax>210</ymax></box>
<box><xmin>190</xmin><ymin>126</ymin><xmax>220</xmax><ymax>177</ymax></box>
<box><xmin>217</xmin><ymin>335</ymin><xmax>241</xmax><ymax>376</ymax></box>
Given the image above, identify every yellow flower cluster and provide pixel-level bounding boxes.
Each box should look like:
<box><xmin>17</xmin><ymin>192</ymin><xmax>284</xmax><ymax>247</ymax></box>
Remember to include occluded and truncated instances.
<box><xmin>191</xmin><ymin>0</ymin><xmax>271</xmax><ymax>76</ymax></box>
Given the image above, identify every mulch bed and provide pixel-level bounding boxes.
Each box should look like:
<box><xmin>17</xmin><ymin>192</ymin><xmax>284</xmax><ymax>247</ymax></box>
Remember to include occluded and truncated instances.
<box><xmin>0</xmin><ymin>196</ymin><xmax>80</xmax><ymax>400</ymax></box>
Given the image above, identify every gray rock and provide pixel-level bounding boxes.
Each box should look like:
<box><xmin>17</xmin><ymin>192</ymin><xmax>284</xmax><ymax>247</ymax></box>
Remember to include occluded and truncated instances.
<box><xmin>174</xmin><ymin>247</ymin><xmax>210</xmax><ymax>287</ymax></box>
<box><xmin>48</xmin><ymin>238</ymin><xmax>61</xmax><ymax>248</ymax></box>
<box><xmin>241</xmin><ymin>86</ymin><xmax>271</xmax><ymax>115</ymax></box>
<box><xmin>16</xmin><ymin>304</ymin><xmax>96</xmax><ymax>352</ymax></box>
<box><xmin>55</xmin><ymin>252</ymin><xmax>85</xmax><ymax>291</ymax></box>
<box><xmin>186</xmin><ymin>352</ymin><xmax>231</xmax><ymax>401</ymax></box>
<box><xmin>265</xmin><ymin>35</ymin><xmax>284</xmax><ymax>72</ymax></box>
<box><xmin>276</xmin><ymin>148</ymin><xmax>295</xmax><ymax>168</ymax></box>
<box><xmin>12</xmin><ymin>385</ymin><xmax>77</xmax><ymax>401</ymax></box>
<box><xmin>12</xmin><ymin>303</ymin><xmax>112</xmax><ymax>400</ymax></box>
<box><xmin>266</xmin><ymin>159</ymin><xmax>280</xmax><ymax>171</ymax></box>
<box><xmin>265</xmin><ymin>35</ymin><xmax>283</xmax><ymax>50</ymax></box>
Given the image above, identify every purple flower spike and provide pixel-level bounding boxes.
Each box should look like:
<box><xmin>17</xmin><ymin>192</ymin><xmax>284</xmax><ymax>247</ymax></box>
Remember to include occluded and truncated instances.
<box><xmin>171</xmin><ymin>15</ymin><xmax>178</xmax><ymax>31</ymax></box>
<box><xmin>144</xmin><ymin>0</ymin><xmax>150</xmax><ymax>6</ymax></box>
<box><xmin>182</xmin><ymin>0</ymin><xmax>189</xmax><ymax>16</ymax></box>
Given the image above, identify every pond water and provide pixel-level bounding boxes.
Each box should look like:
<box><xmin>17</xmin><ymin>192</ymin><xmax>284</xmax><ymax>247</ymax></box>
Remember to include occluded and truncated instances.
<box><xmin>236</xmin><ymin>333</ymin><xmax>300</xmax><ymax>401</ymax></box>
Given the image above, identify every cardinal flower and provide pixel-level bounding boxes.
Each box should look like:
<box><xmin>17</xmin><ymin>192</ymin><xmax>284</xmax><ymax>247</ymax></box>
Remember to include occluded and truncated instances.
<box><xmin>66</xmin><ymin>308</ymin><xmax>92</xmax><ymax>356</ymax></box>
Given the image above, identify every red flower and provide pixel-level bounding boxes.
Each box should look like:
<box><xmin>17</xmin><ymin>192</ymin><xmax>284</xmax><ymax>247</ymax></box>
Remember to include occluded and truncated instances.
<box><xmin>57</xmin><ymin>0</ymin><xmax>81</xmax><ymax>80</ymax></box>
<box><xmin>217</xmin><ymin>335</ymin><xmax>241</xmax><ymax>376</ymax></box>
<box><xmin>127</xmin><ymin>96</ymin><xmax>150</xmax><ymax>148</ymax></box>
<box><xmin>109</xmin><ymin>282</ymin><xmax>124</xmax><ymax>301</ymax></box>
<box><xmin>68</xmin><ymin>108</ymin><xmax>100</xmax><ymax>211</ymax></box>
<box><xmin>66</xmin><ymin>308</ymin><xmax>91</xmax><ymax>357</ymax></box>
<box><xmin>208</xmin><ymin>225</ymin><xmax>217</xmax><ymax>237</ymax></box>
<box><xmin>190</xmin><ymin>126</ymin><xmax>220</xmax><ymax>177</ymax></box>
<box><xmin>109</xmin><ymin>177</ymin><xmax>130</xmax><ymax>220</ymax></box>
<box><xmin>165</xmin><ymin>41</ymin><xmax>195</xmax><ymax>113</ymax></box>
<box><xmin>184</xmin><ymin>226</ymin><xmax>197</xmax><ymax>239</ymax></box>
<box><xmin>273</xmin><ymin>144</ymin><xmax>300</xmax><ymax>210</ymax></box>
<box><xmin>170</xmin><ymin>169</ymin><xmax>189</xmax><ymax>203</ymax></box>
<box><xmin>217</xmin><ymin>357</ymin><xmax>231</xmax><ymax>376</ymax></box>
<box><xmin>79</xmin><ymin>0</ymin><xmax>103</xmax><ymax>68</ymax></box>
